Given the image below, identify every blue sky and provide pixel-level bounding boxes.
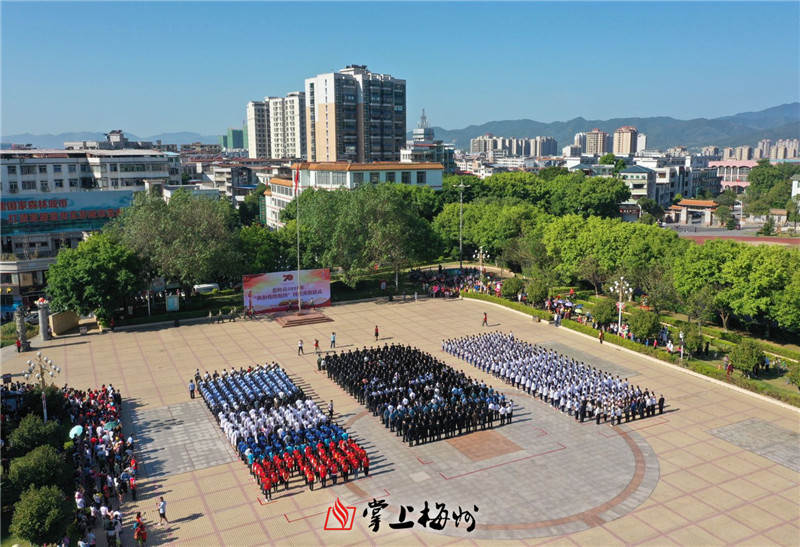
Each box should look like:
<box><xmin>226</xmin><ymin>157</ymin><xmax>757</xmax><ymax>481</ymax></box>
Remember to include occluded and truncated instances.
<box><xmin>2</xmin><ymin>1</ymin><xmax>798</xmax><ymax>136</ymax></box>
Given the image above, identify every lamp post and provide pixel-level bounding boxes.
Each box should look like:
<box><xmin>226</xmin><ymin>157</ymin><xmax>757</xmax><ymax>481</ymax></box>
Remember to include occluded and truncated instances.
<box><xmin>610</xmin><ymin>276</ymin><xmax>632</xmax><ymax>335</ymax></box>
<box><xmin>456</xmin><ymin>180</ymin><xmax>471</xmax><ymax>272</ymax></box>
<box><xmin>23</xmin><ymin>352</ymin><xmax>60</xmax><ymax>422</ymax></box>
<box><xmin>472</xmin><ymin>246</ymin><xmax>490</xmax><ymax>277</ymax></box>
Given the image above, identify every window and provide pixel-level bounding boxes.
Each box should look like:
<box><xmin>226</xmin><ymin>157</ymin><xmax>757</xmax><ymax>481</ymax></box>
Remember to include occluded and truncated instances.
<box><xmin>38</xmin><ymin>165</ymin><xmax>48</xmax><ymax>173</ymax></box>
<box><xmin>353</xmin><ymin>172</ymin><xmax>364</xmax><ymax>184</ymax></box>
<box><xmin>8</xmin><ymin>183</ymin><xmax>18</xmax><ymax>193</ymax></box>
<box><xmin>80</xmin><ymin>164</ymin><xmax>90</xmax><ymax>173</ymax></box>
<box><xmin>68</xmin><ymin>165</ymin><xmax>77</xmax><ymax>173</ymax></box>
<box><xmin>53</xmin><ymin>165</ymin><xmax>62</xmax><ymax>173</ymax></box>
<box><xmin>401</xmin><ymin>172</ymin><xmax>411</xmax><ymax>184</ymax></box>
<box><xmin>7</xmin><ymin>166</ymin><xmax>16</xmax><ymax>174</ymax></box>
<box><xmin>22</xmin><ymin>180</ymin><xmax>36</xmax><ymax>190</ymax></box>
<box><xmin>41</xmin><ymin>182</ymin><xmax>49</xmax><ymax>192</ymax></box>
<box><xmin>370</xmin><ymin>172</ymin><xmax>380</xmax><ymax>183</ymax></box>
<box><xmin>21</xmin><ymin>166</ymin><xmax>35</xmax><ymax>175</ymax></box>
<box><xmin>386</xmin><ymin>172</ymin><xmax>396</xmax><ymax>182</ymax></box>
<box><xmin>69</xmin><ymin>178</ymin><xmax>78</xmax><ymax>187</ymax></box>
<box><xmin>416</xmin><ymin>171</ymin><xmax>427</xmax><ymax>184</ymax></box>
<box><xmin>54</xmin><ymin>179</ymin><xmax>64</xmax><ymax>188</ymax></box>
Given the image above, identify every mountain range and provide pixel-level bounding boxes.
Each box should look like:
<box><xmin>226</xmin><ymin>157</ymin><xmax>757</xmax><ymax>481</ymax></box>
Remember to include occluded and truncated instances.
<box><xmin>3</xmin><ymin>103</ymin><xmax>798</xmax><ymax>152</ymax></box>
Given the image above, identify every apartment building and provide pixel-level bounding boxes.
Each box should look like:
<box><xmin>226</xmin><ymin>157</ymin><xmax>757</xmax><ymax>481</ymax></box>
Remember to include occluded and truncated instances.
<box><xmin>585</xmin><ymin>129</ymin><xmax>609</xmax><ymax>156</ymax></box>
<box><xmin>613</xmin><ymin>126</ymin><xmax>638</xmax><ymax>156</ymax></box>
<box><xmin>246</xmin><ymin>100</ymin><xmax>271</xmax><ymax>159</ymax></box>
<box><xmin>305</xmin><ymin>65</ymin><xmax>406</xmax><ymax>162</ymax></box>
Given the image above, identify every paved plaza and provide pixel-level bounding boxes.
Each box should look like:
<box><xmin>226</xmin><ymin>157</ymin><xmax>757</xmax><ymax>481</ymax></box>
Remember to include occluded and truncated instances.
<box><xmin>3</xmin><ymin>298</ymin><xmax>799</xmax><ymax>545</ymax></box>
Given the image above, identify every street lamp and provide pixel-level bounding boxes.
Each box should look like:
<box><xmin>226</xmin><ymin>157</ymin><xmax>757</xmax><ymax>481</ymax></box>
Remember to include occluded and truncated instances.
<box><xmin>610</xmin><ymin>276</ymin><xmax>632</xmax><ymax>335</ymax></box>
<box><xmin>23</xmin><ymin>352</ymin><xmax>60</xmax><ymax>422</ymax></box>
<box><xmin>472</xmin><ymin>246</ymin><xmax>490</xmax><ymax>277</ymax></box>
<box><xmin>456</xmin><ymin>180</ymin><xmax>471</xmax><ymax>272</ymax></box>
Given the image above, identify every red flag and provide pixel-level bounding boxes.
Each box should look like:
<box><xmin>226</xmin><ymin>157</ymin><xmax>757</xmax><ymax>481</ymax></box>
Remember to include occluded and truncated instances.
<box><xmin>294</xmin><ymin>165</ymin><xmax>299</xmax><ymax>194</ymax></box>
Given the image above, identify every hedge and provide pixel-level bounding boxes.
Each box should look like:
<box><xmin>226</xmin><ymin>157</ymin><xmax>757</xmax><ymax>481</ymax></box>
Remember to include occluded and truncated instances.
<box><xmin>561</xmin><ymin>319</ymin><xmax>800</xmax><ymax>407</ymax></box>
<box><xmin>461</xmin><ymin>292</ymin><xmax>553</xmax><ymax>321</ymax></box>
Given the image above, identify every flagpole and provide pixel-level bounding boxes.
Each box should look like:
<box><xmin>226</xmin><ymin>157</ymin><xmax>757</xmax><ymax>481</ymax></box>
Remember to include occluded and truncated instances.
<box><xmin>295</xmin><ymin>165</ymin><xmax>302</xmax><ymax>314</ymax></box>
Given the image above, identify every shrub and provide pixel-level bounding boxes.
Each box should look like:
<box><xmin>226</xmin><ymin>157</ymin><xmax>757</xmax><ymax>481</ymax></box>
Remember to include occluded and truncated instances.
<box><xmin>729</xmin><ymin>339</ymin><xmax>765</xmax><ymax>375</ymax></box>
<box><xmin>10</xmin><ymin>484</ymin><xmax>72</xmax><ymax>546</ymax></box>
<box><xmin>592</xmin><ymin>298</ymin><xmax>618</xmax><ymax>327</ymax></box>
<box><xmin>9</xmin><ymin>445</ymin><xmax>71</xmax><ymax>496</ymax></box>
<box><xmin>501</xmin><ymin>276</ymin><xmax>525</xmax><ymax>299</ymax></box>
<box><xmin>628</xmin><ymin>309</ymin><xmax>661</xmax><ymax>341</ymax></box>
<box><xmin>8</xmin><ymin>414</ymin><xmax>63</xmax><ymax>456</ymax></box>
<box><xmin>462</xmin><ymin>292</ymin><xmax>553</xmax><ymax>321</ymax></box>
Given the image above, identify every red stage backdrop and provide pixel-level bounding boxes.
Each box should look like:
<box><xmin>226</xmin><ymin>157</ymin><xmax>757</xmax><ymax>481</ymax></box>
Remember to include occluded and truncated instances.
<box><xmin>243</xmin><ymin>269</ymin><xmax>331</xmax><ymax>313</ymax></box>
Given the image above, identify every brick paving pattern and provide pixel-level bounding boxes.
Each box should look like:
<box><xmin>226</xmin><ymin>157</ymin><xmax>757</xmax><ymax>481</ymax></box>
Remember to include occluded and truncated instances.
<box><xmin>2</xmin><ymin>297</ymin><xmax>797</xmax><ymax>545</ymax></box>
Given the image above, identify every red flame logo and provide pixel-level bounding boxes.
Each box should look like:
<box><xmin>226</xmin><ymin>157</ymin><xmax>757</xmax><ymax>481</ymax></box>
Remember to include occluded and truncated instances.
<box><xmin>332</xmin><ymin>498</ymin><xmax>349</xmax><ymax>529</ymax></box>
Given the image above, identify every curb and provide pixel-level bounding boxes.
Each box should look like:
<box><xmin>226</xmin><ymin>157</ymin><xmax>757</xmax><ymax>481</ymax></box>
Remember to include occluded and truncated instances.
<box><xmin>458</xmin><ymin>298</ymin><xmax>800</xmax><ymax>414</ymax></box>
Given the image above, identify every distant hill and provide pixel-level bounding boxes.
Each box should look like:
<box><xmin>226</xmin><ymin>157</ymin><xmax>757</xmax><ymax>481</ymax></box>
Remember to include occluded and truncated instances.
<box><xmin>4</xmin><ymin>103</ymin><xmax>798</xmax><ymax>152</ymax></box>
<box><xmin>1</xmin><ymin>131</ymin><xmax>219</xmax><ymax>149</ymax></box>
<box><xmin>422</xmin><ymin>102</ymin><xmax>800</xmax><ymax>151</ymax></box>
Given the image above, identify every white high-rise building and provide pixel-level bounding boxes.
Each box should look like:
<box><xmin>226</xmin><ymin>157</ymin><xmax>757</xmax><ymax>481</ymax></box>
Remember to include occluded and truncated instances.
<box><xmin>246</xmin><ymin>100</ymin><xmax>271</xmax><ymax>159</ymax></box>
<box><xmin>247</xmin><ymin>92</ymin><xmax>307</xmax><ymax>159</ymax></box>
<box><xmin>637</xmin><ymin>133</ymin><xmax>648</xmax><ymax>152</ymax></box>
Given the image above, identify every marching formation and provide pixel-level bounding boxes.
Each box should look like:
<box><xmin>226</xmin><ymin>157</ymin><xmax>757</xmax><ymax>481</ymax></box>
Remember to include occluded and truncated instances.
<box><xmin>326</xmin><ymin>344</ymin><xmax>513</xmax><ymax>445</ymax></box>
<box><xmin>199</xmin><ymin>364</ymin><xmax>370</xmax><ymax>500</ymax></box>
<box><xmin>443</xmin><ymin>332</ymin><xmax>666</xmax><ymax>424</ymax></box>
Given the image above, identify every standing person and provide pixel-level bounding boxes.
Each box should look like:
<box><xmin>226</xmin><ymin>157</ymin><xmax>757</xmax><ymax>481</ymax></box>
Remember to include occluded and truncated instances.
<box><xmin>298</xmin><ymin>339</ymin><xmax>304</xmax><ymax>355</ymax></box>
<box><xmin>188</xmin><ymin>379</ymin><xmax>196</xmax><ymax>399</ymax></box>
<box><xmin>330</xmin><ymin>332</ymin><xmax>336</xmax><ymax>348</ymax></box>
<box><xmin>362</xmin><ymin>455</ymin><xmax>370</xmax><ymax>477</ymax></box>
<box><xmin>328</xmin><ymin>400</ymin><xmax>334</xmax><ymax>420</ymax></box>
<box><xmin>133</xmin><ymin>512</ymin><xmax>147</xmax><ymax>547</ymax></box>
<box><xmin>15</xmin><ymin>338</ymin><xmax>21</xmax><ymax>353</ymax></box>
<box><xmin>599</xmin><ymin>330</ymin><xmax>604</xmax><ymax>344</ymax></box>
<box><xmin>374</xmin><ymin>325</ymin><xmax>379</xmax><ymax>342</ymax></box>
<box><xmin>314</xmin><ymin>339</ymin><xmax>320</xmax><ymax>354</ymax></box>
<box><xmin>482</xmin><ymin>312</ymin><xmax>488</xmax><ymax>327</ymax></box>
<box><xmin>129</xmin><ymin>475</ymin><xmax>137</xmax><ymax>501</ymax></box>
<box><xmin>157</xmin><ymin>496</ymin><xmax>168</xmax><ymax>525</ymax></box>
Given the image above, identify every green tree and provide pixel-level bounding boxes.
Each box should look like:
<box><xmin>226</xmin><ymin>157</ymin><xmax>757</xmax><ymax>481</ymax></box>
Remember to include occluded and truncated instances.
<box><xmin>774</xmin><ymin>267</ymin><xmax>800</xmax><ymax>333</ymax></box>
<box><xmin>729</xmin><ymin>339</ymin><xmax>765</xmax><ymax>376</ymax></box>
<box><xmin>715</xmin><ymin>189</ymin><xmax>737</xmax><ymax>207</ymax></box>
<box><xmin>577</xmin><ymin>255</ymin><xmax>608</xmax><ymax>296</ymax></box>
<box><xmin>500</xmin><ymin>276</ymin><xmax>525</xmax><ymax>299</ymax></box>
<box><xmin>46</xmin><ymin>232</ymin><xmax>142</xmax><ymax>323</ymax></box>
<box><xmin>591</xmin><ymin>298</ymin><xmax>617</xmax><ymax>326</ymax></box>
<box><xmin>683</xmin><ymin>285</ymin><xmax>715</xmax><ymax>327</ymax></box>
<box><xmin>627</xmin><ymin>308</ymin><xmax>661</xmax><ymax>341</ymax></box>
<box><xmin>637</xmin><ymin>197</ymin><xmax>664</xmax><ymax>219</ymax></box>
<box><xmin>787</xmin><ymin>194</ymin><xmax>800</xmax><ymax>230</ymax></box>
<box><xmin>9</xmin><ymin>413</ymin><xmax>64</xmax><ymax>456</ymax></box>
<box><xmin>238</xmin><ymin>224</ymin><xmax>288</xmax><ymax>274</ymax></box>
<box><xmin>683</xmin><ymin>326</ymin><xmax>705</xmax><ymax>358</ymax></box>
<box><xmin>10</xmin><ymin>485</ymin><xmax>72</xmax><ymax>546</ymax></box>
<box><xmin>759</xmin><ymin>215</ymin><xmax>775</xmax><ymax>235</ymax></box>
<box><xmin>111</xmin><ymin>190</ymin><xmax>242</xmax><ymax>288</ymax></box>
<box><xmin>787</xmin><ymin>363</ymin><xmax>800</xmax><ymax>389</ymax></box>
<box><xmin>674</xmin><ymin>239</ymin><xmax>740</xmax><ymax>331</ymax></box>
<box><xmin>747</xmin><ymin>159</ymin><xmax>784</xmax><ymax>199</ymax></box>
<box><xmin>598</xmin><ymin>153</ymin><xmax>616</xmax><ymax>165</ymax></box>
<box><xmin>239</xmin><ymin>183</ymin><xmax>266</xmax><ymax>225</ymax></box>
<box><xmin>638</xmin><ymin>212</ymin><xmax>658</xmax><ymax>225</ymax></box>
<box><xmin>715</xmin><ymin>205</ymin><xmax>732</xmax><ymax>226</ymax></box>
<box><xmin>9</xmin><ymin>445</ymin><xmax>71</xmax><ymax>497</ymax></box>
<box><xmin>638</xmin><ymin>261</ymin><xmax>679</xmax><ymax>316</ymax></box>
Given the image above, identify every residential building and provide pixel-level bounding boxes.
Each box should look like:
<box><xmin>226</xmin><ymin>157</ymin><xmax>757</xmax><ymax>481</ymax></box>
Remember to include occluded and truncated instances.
<box><xmin>573</xmin><ymin>132</ymin><xmax>587</xmax><ymax>151</ymax></box>
<box><xmin>305</xmin><ymin>65</ymin><xmax>406</xmax><ymax>162</ymax></box>
<box><xmin>735</xmin><ymin>146</ymin><xmax>753</xmax><ymax>161</ymax></box>
<box><xmin>180</xmin><ymin>142</ymin><xmax>222</xmax><ymax>155</ymax></box>
<box><xmin>701</xmin><ymin>146</ymin><xmax>719</xmax><ymax>156</ymax></box>
<box><xmin>618</xmin><ymin>165</ymin><xmax>655</xmax><ymax>220</ymax></box>
<box><xmin>563</xmin><ymin>145</ymin><xmax>582</xmax><ymax>157</ymax></box>
<box><xmin>613</xmin><ymin>126</ymin><xmax>638</xmax><ymax>156</ymax></box>
<box><xmin>246</xmin><ymin>100</ymin><xmax>271</xmax><ymax>159</ymax></box>
<box><xmin>722</xmin><ymin>147</ymin><xmax>735</xmax><ymax>160</ymax></box>
<box><xmin>584</xmin><ymin>129</ymin><xmax>608</xmax><ymax>156</ymax></box>
<box><xmin>770</xmin><ymin>139</ymin><xmax>800</xmax><ymax>159</ymax></box>
<box><xmin>633</xmin><ymin>155</ymin><xmax>694</xmax><ymax>208</ymax></box>
<box><xmin>400</xmin><ymin>110</ymin><xmax>455</xmax><ymax>173</ymax></box>
<box><xmin>268</xmin><ymin>92</ymin><xmax>306</xmax><ymax>160</ymax></box>
<box><xmin>220</xmin><ymin>127</ymin><xmax>246</xmax><ymax>151</ymax></box>
<box><xmin>636</xmin><ymin>133</ymin><xmax>648</xmax><ymax>153</ymax></box>
<box><xmin>259</xmin><ymin>161</ymin><xmax>443</xmax><ymax>229</ymax></box>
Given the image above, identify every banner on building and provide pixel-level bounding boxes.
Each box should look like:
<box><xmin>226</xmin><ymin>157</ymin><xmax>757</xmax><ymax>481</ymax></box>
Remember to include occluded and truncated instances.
<box><xmin>243</xmin><ymin>269</ymin><xmax>331</xmax><ymax>313</ymax></box>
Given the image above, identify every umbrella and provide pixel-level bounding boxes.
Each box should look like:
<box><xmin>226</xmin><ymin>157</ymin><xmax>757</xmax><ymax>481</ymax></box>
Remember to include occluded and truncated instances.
<box><xmin>104</xmin><ymin>420</ymin><xmax>119</xmax><ymax>431</ymax></box>
<box><xmin>574</xmin><ymin>304</ymin><xmax>583</xmax><ymax>309</ymax></box>
<box><xmin>69</xmin><ymin>425</ymin><xmax>84</xmax><ymax>439</ymax></box>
